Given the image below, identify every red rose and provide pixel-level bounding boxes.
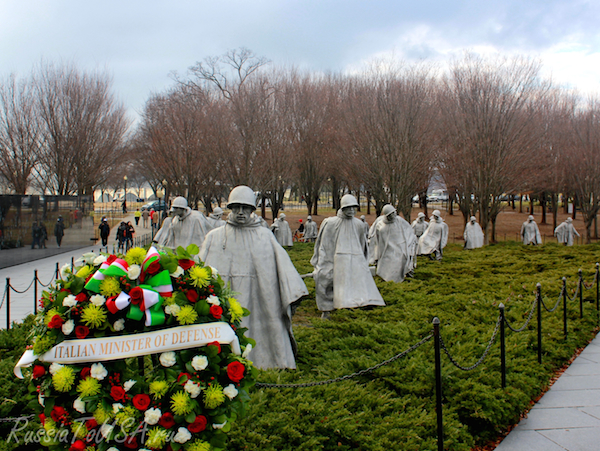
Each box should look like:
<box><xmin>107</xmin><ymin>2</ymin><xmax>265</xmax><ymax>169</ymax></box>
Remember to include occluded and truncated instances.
<box><xmin>38</xmin><ymin>413</ymin><xmax>46</xmax><ymax>425</ymax></box>
<box><xmin>187</xmin><ymin>415</ymin><xmax>207</xmax><ymax>433</ymax></box>
<box><xmin>48</xmin><ymin>314</ymin><xmax>64</xmax><ymax>329</ymax></box>
<box><xmin>80</xmin><ymin>367</ymin><xmax>91</xmax><ymax>379</ymax></box>
<box><xmin>209</xmin><ymin>304</ymin><xmax>223</xmax><ymax>319</ymax></box>
<box><xmin>106</xmin><ymin>255</ymin><xmax>117</xmax><ymax>265</ymax></box>
<box><xmin>75</xmin><ymin>293</ymin><xmax>88</xmax><ymax>303</ymax></box>
<box><xmin>70</xmin><ymin>440</ymin><xmax>86</xmax><ymax>451</ymax></box>
<box><xmin>186</xmin><ymin>290</ymin><xmax>198</xmax><ymax>303</ymax></box>
<box><xmin>208</xmin><ymin>341</ymin><xmax>221</xmax><ymax>353</ymax></box>
<box><xmin>123</xmin><ymin>436</ymin><xmax>138</xmax><ymax>449</ymax></box>
<box><xmin>132</xmin><ymin>394</ymin><xmax>151</xmax><ymax>411</ymax></box>
<box><xmin>177</xmin><ymin>373</ymin><xmax>191</xmax><ymax>385</ymax></box>
<box><xmin>85</xmin><ymin>419</ymin><xmax>98</xmax><ymax>430</ymax></box>
<box><xmin>75</xmin><ymin>326</ymin><xmax>89</xmax><ymax>339</ymax></box>
<box><xmin>129</xmin><ymin>287</ymin><xmax>144</xmax><ymax>305</ymax></box>
<box><xmin>50</xmin><ymin>406</ymin><xmax>67</xmax><ymax>422</ymax></box>
<box><xmin>227</xmin><ymin>361</ymin><xmax>245</xmax><ymax>383</ymax></box>
<box><xmin>178</xmin><ymin>259</ymin><xmax>194</xmax><ymax>270</ymax></box>
<box><xmin>158</xmin><ymin>412</ymin><xmax>175</xmax><ymax>429</ymax></box>
<box><xmin>147</xmin><ymin>260</ymin><xmax>161</xmax><ymax>275</ymax></box>
<box><xmin>110</xmin><ymin>386</ymin><xmax>126</xmax><ymax>401</ymax></box>
<box><xmin>32</xmin><ymin>365</ymin><xmax>46</xmax><ymax>379</ymax></box>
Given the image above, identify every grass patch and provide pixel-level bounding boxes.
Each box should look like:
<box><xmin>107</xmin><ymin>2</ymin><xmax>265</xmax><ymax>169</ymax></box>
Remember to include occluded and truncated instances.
<box><xmin>0</xmin><ymin>242</ymin><xmax>597</xmax><ymax>450</ymax></box>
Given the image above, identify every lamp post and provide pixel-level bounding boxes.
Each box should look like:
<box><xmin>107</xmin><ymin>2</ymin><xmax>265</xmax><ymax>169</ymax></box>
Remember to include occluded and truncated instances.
<box><xmin>162</xmin><ymin>179</ymin><xmax>168</xmax><ymax>222</ymax></box>
<box><xmin>123</xmin><ymin>176</ymin><xmax>128</xmax><ymax>214</ymax></box>
<box><xmin>155</xmin><ymin>188</ymin><xmax>164</xmax><ymax>238</ymax></box>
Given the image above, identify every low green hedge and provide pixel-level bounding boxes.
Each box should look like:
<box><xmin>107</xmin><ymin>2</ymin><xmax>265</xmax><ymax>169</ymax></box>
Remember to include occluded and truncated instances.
<box><xmin>0</xmin><ymin>241</ymin><xmax>597</xmax><ymax>450</ymax></box>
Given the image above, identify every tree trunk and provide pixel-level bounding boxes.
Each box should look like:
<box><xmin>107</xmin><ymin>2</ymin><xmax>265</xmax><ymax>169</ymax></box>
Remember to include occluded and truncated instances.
<box><xmin>540</xmin><ymin>192</ymin><xmax>547</xmax><ymax>224</ymax></box>
<box><xmin>551</xmin><ymin>193</ymin><xmax>558</xmax><ymax>230</ymax></box>
<box><xmin>313</xmin><ymin>193</ymin><xmax>319</xmax><ymax>216</ymax></box>
<box><xmin>519</xmin><ymin>194</ymin><xmax>523</xmax><ymax>214</ymax></box>
<box><xmin>366</xmin><ymin>191</ymin><xmax>371</xmax><ymax>215</ymax></box>
<box><xmin>529</xmin><ymin>195</ymin><xmax>534</xmax><ymax>215</ymax></box>
<box><xmin>573</xmin><ymin>194</ymin><xmax>577</xmax><ymax>220</ymax></box>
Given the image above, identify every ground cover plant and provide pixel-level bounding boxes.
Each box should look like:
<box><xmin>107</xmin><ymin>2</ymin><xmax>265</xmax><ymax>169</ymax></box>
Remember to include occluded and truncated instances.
<box><xmin>0</xmin><ymin>242</ymin><xmax>597</xmax><ymax>450</ymax></box>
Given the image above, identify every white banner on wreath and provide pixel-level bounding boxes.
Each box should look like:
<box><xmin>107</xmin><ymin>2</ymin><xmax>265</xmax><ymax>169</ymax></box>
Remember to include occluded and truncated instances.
<box><xmin>14</xmin><ymin>322</ymin><xmax>241</xmax><ymax>379</ymax></box>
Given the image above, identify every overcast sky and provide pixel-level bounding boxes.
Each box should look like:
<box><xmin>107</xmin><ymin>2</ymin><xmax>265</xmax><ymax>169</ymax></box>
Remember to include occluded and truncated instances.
<box><xmin>1</xmin><ymin>0</ymin><xmax>599</xmax><ymax>122</ymax></box>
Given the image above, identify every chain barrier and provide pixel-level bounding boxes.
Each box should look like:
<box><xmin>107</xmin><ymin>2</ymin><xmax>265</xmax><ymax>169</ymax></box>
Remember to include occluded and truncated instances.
<box><xmin>566</xmin><ymin>281</ymin><xmax>580</xmax><ymax>301</ymax></box>
<box><xmin>0</xmin><ymin>286</ymin><xmax>7</xmax><ymax>313</ymax></box>
<box><xmin>7</xmin><ymin>279</ymin><xmax>35</xmax><ymax>294</ymax></box>
<box><xmin>36</xmin><ymin>272</ymin><xmax>56</xmax><ymax>288</ymax></box>
<box><xmin>540</xmin><ymin>287</ymin><xmax>564</xmax><ymax>313</ymax></box>
<box><xmin>505</xmin><ymin>295</ymin><xmax>538</xmax><ymax>332</ymax></box>
<box><xmin>583</xmin><ymin>271</ymin><xmax>597</xmax><ymax>290</ymax></box>
<box><xmin>439</xmin><ymin>317</ymin><xmax>501</xmax><ymax>371</ymax></box>
<box><xmin>256</xmin><ymin>334</ymin><xmax>433</xmax><ymax>388</ymax></box>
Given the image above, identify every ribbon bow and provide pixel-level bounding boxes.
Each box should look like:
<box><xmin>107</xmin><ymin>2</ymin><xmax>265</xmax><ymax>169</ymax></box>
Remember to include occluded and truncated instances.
<box><xmin>106</xmin><ymin>285</ymin><xmax>165</xmax><ymax>326</ymax></box>
<box><xmin>84</xmin><ymin>257</ymin><xmax>129</xmax><ymax>293</ymax></box>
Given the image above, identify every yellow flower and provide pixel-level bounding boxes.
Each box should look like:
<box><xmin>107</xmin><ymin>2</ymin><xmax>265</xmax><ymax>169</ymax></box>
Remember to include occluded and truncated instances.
<box><xmin>203</xmin><ymin>383</ymin><xmax>225</xmax><ymax>409</ymax></box>
<box><xmin>77</xmin><ymin>377</ymin><xmax>101</xmax><ymax>397</ymax></box>
<box><xmin>52</xmin><ymin>366</ymin><xmax>75</xmax><ymax>392</ymax></box>
<box><xmin>170</xmin><ymin>391</ymin><xmax>193</xmax><ymax>416</ymax></box>
<box><xmin>44</xmin><ymin>308</ymin><xmax>60</xmax><ymax>326</ymax></box>
<box><xmin>189</xmin><ymin>266</ymin><xmax>210</xmax><ymax>288</ymax></box>
<box><xmin>125</xmin><ymin>247</ymin><xmax>147</xmax><ymax>265</ymax></box>
<box><xmin>186</xmin><ymin>439</ymin><xmax>211</xmax><ymax>451</ymax></box>
<box><xmin>81</xmin><ymin>304</ymin><xmax>107</xmax><ymax>329</ymax></box>
<box><xmin>176</xmin><ymin>305</ymin><xmax>198</xmax><ymax>325</ymax></box>
<box><xmin>71</xmin><ymin>422</ymin><xmax>87</xmax><ymax>439</ymax></box>
<box><xmin>115</xmin><ymin>406</ymin><xmax>139</xmax><ymax>434</ymax></box>
<box><xmin>99</xmin><ymin>277</ymin><xmax>121</xmax><ymax>297</ymax></box>
<box><xmin>146</xmin><ymin>427</ymin><xmax>168</xmax><ymax>449</ymax></box>
<box><xmin>228</xmin><ymin>297</ymin><xmax>244</xmax><ymax>321</ymax></box>
<box><xmin>93</xmin><ymin>403</ymin><xmax>112</xmax><ymax>424</ymax></box>
<box><xmin>76</xmin><ymin>265</ymin><xmax>93</xmax><ymax>279</ymax></box>
<box><xmin>32</xmin><ymin>336</ymin><xmax>54</xmax><ymax>355</ymax></box>
<box><xmin>149</xmin><ymin>380</ymin><xmax>170</xmax><ymax>399</ymax></box>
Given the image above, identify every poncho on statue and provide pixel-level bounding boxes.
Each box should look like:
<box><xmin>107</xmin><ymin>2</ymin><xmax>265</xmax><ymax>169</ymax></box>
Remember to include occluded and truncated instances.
<box><xmin>411</xmin><ymin>212</ymin><xmax>428</xmax><ymax>239</ymax></box>
<box><xmin>200</xmin><ymin>187</ymin><xmax>308</xmax><ymax>369</ymax></box>
<box><xmin>371</xmin><ymin>205</ymin><xmax>418</xmax><ymax>283</ymax></box>
<box><xmin>303</xmin><ymin>216</ymin><xmax>318</xmax><ymax>242</ymax></box>
<box><xmin>521</xmin><ymin>216</ymin><xmax>542</xmax><ymax>245</ymax></box>
<box><xmin>418</xmin><ymin>210</ymin><xmax>449</xmax><ymax>259</ymax></box>
<box><xmin>311</xmin><ymin>198</ymin><xmax>385</xmax><ymax>312</ymax></box>
<box><xmin>207</xmin><ymin>206</ymin><xmax>227</xmax><ymax>229</ymax></box>
<box><xmin>555</xmin><ymin>218</ymin><xmax>579</xmax><ymax>246</ymax></box>
<box><xmin>154</xmin><ymin>196</ymin><xmax>213</xmax><ymax>249</ymax></box>
<box><xmin>464</xmin><ymin>216</ymin><xmax>484</xmax><ymax>249</ymax></box>
<box><xmin>271</xmin><ymin>213</ymin><xmax>293</xmax><ymax>247</ymax></box>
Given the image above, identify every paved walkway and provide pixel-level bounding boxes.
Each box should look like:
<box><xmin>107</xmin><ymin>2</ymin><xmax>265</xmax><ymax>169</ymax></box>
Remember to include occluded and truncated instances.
<box><xmin>495</xmin><ymin>334</ymin><xmax>600</xmax><ymax>450</ymax></box>
<box><xmin>0</xmin><ymin>214</ymin><xmax>153</xmax><ymax>327</ymax></box>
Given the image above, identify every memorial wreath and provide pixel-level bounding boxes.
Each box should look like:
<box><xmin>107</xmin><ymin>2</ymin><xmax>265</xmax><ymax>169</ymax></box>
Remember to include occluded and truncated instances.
<box><xmin>15</xmin><ymin>245</ymin><xmax>256</xmax><ymax>451</ymax></box>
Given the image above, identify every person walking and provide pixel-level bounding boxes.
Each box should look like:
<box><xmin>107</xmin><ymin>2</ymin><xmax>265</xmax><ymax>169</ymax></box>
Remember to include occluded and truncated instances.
<box><xmin>116</xmin><ymin>221</ymin><xmax>127</xmax><ymax>253</ymax></box>
<box><xmin>40</xmin><ymin>222</ymin><xmax>48</xmax><ymax>248</ymax></box>
<box><xmin>151</xmin><ymin>209</ymin><xmax>159</xmax><ymax>234</ymax></box>
<box><xmin>142</xmin><ymin>208</ymin><xmax>149</xmax><ymax>228</ymax></box>
<box><xmin>98</xmin><ymin>218</ymin><xmax>110</xmax><ymax>247</ymax></box>
<box><xmin>126</xmin><ymin>221</ymin><xmax>135</xmax><ymax>250</ymax></box>
<box><xmin>134</xmin><ymin>208</ymin><xmax>141</xmax><ymax>226</ymax></box>
<box><xmin>53</xmin><ymin>216</ymin><xmax>65</xmax><ymax>248</ymax></box>
<box><xmin>31</xmin><ymin>222</ymin><xmax>42</xmax><ymax>249</ymax></box>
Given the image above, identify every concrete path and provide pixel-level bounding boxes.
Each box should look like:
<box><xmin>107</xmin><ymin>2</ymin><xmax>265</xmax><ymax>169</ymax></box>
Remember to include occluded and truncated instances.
<box><xmin>494</xmin><ymin>335</ymin><xmax>600</xmax><ymax>450</ymax></box>
<box><xmin>0</xmin><ymin>215</ymin><xmax>153</xmax><ymax>327</ymax></box>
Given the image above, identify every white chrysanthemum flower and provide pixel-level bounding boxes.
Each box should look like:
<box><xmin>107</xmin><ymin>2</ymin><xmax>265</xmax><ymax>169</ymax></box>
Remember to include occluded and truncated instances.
<box><xmin>113</xmin><ymin>318</ymin><xmax>125</xmax><ymax>331</ymax></box>
<box><xmin>62</xmin><ymin>319</ymin><xmax>74</xmax><ymax>335</ymax></box>
<box><xmin>159</xmin><ymin>351</ymin><xmax>176</xmax><ymax>367</ymax></box>
<box><xmin>173</xmin><ymin>427</ymin><xmax>192</xmax><ymax>443</ymax></box>
<box><xmin>38</xmin><ymin>394</ymin><xmax>45</xmax><ymax>406</ymax></box>
<box><xmin>170</xmin><ymin>266</ymin><xmax>184</xmax><ymax>278</ymax></box>
<box><xmin>100</xmin><ymin>423</ymin><xmax>113</xmax><ymax>438</ymax></box>
<box><xmin>165</xmin><ymin>304</ymin><xmax>181</xmax><ymax>316</ymax></box>
<box><xmin>91</xmin><ymin>363</ymin><xmax>108</xmax><ymax>380</ymax></box>
<box><xmin>90</xmin><ymin>294</ymin><xmax>106</xmax><ymax>306</ymax></box>
<box><xmin>184</xmin><ymin>380</ymin><xmax>201</xmax><ymax>398</ymax></box>
<box><xmin>77</xmin><ymin>252</ymin><xmax>97</xmax><ymax>265</ymax></box>
<box><xmin>63</xmin><ymin>295</ymin><xmax>77</xmax><ymax>307</ymax></box>
<box><xmin>213</xmin><ymin>421</ymin><xmax>227</xmax><ymax>429</ymax></box>
<box><xmin>73</xmin><ymin>397</ymin><xmax>86</xmax><ymax>414</ymax></box>
<box><xmin>107</xmin><ymin>448</ymin><xmax>120</xmax><ymax>451</ymax></box>
<box><xmin>49</xmin><ymin>363</ymin><xmax>64</xmax><ymax>375</ymax></box>
<box><xmin>207</xmin><ymin>295</ymin><xmax>220</xmax><ymax>306</ymax></box>
<box><xmin>93</xmin><ymin>255</ymin><xmax>107</xmax><ymax>266</ymax></box>
<box><xmin>209</xmin><ymin>266</ymin><xmax>219</xmax><ymax>276</ymax></box>
<box><xmin>112</xmin><ymin>403</ymin><xmax>124</xmax><ymax>413</ymax></box>
<box><xmin>123</xmin><ymin>379</ymin><xmax>136</xmax><ymax>391</ymax></box>
<box><xmin>127</xmin><ymin>265</ymin><xmax>141</xmax><ymax>280</ymax></box>
<box><xmin>60</xmin><ymin>263</ymin><xmax>71</xmax><ymax>279</ymax></box>
<box><xmin>242</xmin><ymin>343</ymin><xmax>253</xmax><ymax>359</ymax></box>
<box><xmin>223</xmin><ymin>384</ymin><xmax>239</xmax><ymax>400</ymax></box>
<box><xmin>144</xmin><ymin>407</ymin><xmax>162</xmax><ymax>425</ymax></box>
<box><xmin>191</xmin><ymin>355</ymin><xmax>209</xmax><ymax>371</ymax></box>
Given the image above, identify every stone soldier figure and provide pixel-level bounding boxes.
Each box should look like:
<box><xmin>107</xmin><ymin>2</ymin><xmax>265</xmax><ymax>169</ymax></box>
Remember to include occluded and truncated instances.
<box><xmin>555</xmin><ymin>217</ymin><xmax>579</xmax><ymax>246</ymax></box>
<box><xmin>303</xmin><ymin>215</ymin><xmax>318</xmax><ymax>242</ymax></box>
<box><xmin>521</xmin><ymin>215</ymin><xmax>542</xmax><ymax>245</ymax></box>
<box><xmin>464</xmin><ymin>216</ymin><xmax>484</xmax><ymax>249</ymax></box>
<box><xmin>153</xmin><ymin>196</ymin><xmax>213</xmax><ymax>249</ymax></box>
<box><xmin>207</xmin><ymin>206</ymin><xmax>226</xmax><ymax>229</ymax></box>
<box><xmin>271</xmin><ymin>213</ymin><xmax>293</xmax><ymax>247</ymax></box>
<box><xmin>418</xmin><ymin>210</ymin><xmax>449</xmax><ymax>260</ymax></box>
<box><xmin>411</xmin><ymin>212</ymin><xmax>429</xmax><ymax>239</ymax></box>
<box><xmin>200</xmin><ymin>186</ymin><xmax>308</xmax><ymax>369</ymax></box>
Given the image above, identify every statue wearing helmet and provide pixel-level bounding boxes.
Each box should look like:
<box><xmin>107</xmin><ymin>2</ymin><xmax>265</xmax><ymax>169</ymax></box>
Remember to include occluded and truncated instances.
<box><xmin>200</xmin><ymin>186</ymin><xmax>308</xmax><ymax>369</ymax></box>
<box><xmin>464</xmin><ymin>216</ymin><xmax>484</xmax><ymax>249</ymax></box>
<box><xmin>554</xmin><ymin>217</ymin><xmax>579</xmax><ymax>246</ymax></box>
<box><xmin>303</xmin><ymin>215</ymin><xmax>318</xmax><ymax>242</ymax></box>
<box><xmin>418</xmin><ymin>209</ymin><xmax>449</xmax><ymax>260</ymax></box>
<box><xmin>153</xmin><ymin>196</ymin><xmax>213</xmax><ymax>249</ymax></box>
<box><xmin>370</xmin><ymin>204</ymin><xmax>418</xmax><ymax>283</ymax></box>
<box><xmin>310</xmin><ymin>194</ymin><xmax>384</xmax><ymax>318</ymax></box>
<box><xmin>521</xmin><ymin>215</ymin><xmax>542</xmax><ymax>245</ymax></box>
<box><xmin>411</xmin><ymin>211</ymin><xmax>429</xmax><ymax>239</ymax></box>
<box><xmin>271</xmin><ymin>212</ymin><xmax>293</xmax><ymax>247</ymax></box>
<box><xmin>207</xmin><ymin>206</ymin><xmax>226</xmax><ymax>229</ymax></box>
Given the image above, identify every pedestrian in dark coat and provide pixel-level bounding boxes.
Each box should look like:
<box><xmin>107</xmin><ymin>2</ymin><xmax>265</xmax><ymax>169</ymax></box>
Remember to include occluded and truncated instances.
<box><xmin>54</xmin><ymin>217</ymin><xmax>65</xmax><ymax>248</ymax></box>
<box><xmin>98</xmin><ymin>218</ymin><xmax>110</xmax><ymax>246</ymax></box>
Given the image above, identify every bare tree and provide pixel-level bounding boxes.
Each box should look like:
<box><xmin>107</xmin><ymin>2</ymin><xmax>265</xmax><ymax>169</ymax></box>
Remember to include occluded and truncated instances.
<box><xmin>0</xmin><ymin>74</ymin><xmax>41</xmax><ymax>194</ymax></box>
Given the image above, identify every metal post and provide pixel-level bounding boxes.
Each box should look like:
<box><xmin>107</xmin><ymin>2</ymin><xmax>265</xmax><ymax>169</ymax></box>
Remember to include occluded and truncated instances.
<box><xmin>499</xmin><ymin>304</ymin><xmax>506</xmax><ymax>389</ymax></box>
<box><xmin>6</xmin><ymin>278</ymin><xmax>10</xmax><ymax>330</ymax></box>
<box><xmin>579</xmin><ymin>269</ymin><xmax>583</xmax><ymax>318</ymax></box>
<box><xmin>433</xmin><ymin>317</ymin><xmax>444</xmax><ymax>451</ymax></box>
<box><xmin>34</xmin><ymin>270</ymin><xmax>38</xmax><ymax>315</ymax></box>
<box><xmin>537</xmin><ymin>283</ymin><xmax>542</xmax><ymax>364</ymax></box>
<box><xmin>596</xmin><ymin>263</ymin><xmax>599</xmax><ymax>327</ymax></box>
<box><xmin>562</xmin><ymin>277</ymin><xmax>568</xmax><ymax>338</ymax></box>
<box><xmin>71</xmin><ymin>257</ymin><xmax>74</xmax><ymax>272</ymax></box>
<box><xmin>55</xmin><ymin>262</ymin><xmax>59</xmax><ymax>280</ymax></box>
